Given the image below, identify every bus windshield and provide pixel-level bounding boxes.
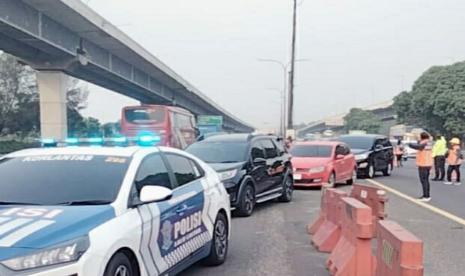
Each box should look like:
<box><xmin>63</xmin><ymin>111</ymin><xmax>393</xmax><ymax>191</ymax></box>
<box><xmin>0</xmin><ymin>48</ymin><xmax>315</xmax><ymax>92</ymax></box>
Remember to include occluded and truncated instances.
<box><xmin>124</xmin><ymin>107</ymin><xmax>166</xmax><ymax>124</ymax></box>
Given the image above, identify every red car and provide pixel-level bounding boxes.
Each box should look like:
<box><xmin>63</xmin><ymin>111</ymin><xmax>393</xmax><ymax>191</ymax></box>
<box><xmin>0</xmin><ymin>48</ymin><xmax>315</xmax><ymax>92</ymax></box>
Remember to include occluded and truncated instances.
<box><xmin>290</xmin><ymin>141</ymin><xmax>357</xmax><ymax>188</ymax></box>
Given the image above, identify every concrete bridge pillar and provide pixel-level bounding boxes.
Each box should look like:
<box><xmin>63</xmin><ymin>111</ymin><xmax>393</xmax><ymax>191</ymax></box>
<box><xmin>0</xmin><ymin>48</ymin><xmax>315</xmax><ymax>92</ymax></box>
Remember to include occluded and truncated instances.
<box><xmin>37</xmin><ymin>72</ymin><xmax>68</xmax><ymax>140</ymax></box>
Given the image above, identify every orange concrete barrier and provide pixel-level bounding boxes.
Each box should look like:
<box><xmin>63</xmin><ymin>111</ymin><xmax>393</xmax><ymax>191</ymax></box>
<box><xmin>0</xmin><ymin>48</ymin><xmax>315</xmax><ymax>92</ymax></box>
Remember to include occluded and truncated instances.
<box><xmin>326</xmin><ymin>197</ymin><xmax>375</xmax><ymax>276</ymax></box>
<box><xmin>307</xmin><ymin>187</ymin><xmax>329</xmax><ymax>235</ymax></box>
<box><xmin>376</xmin><ymin>220</ymin><xmax>423</xmax><ymax>276</ymax></box>
<box><xmin>350</xmin><ymin>183</ymin><xmax>388</xmax><ymax>235</ymax></box>
<box><xmin>311</xmin><ymin>188</ymin><xmax>348</xmax><ymax>252</ymax></box>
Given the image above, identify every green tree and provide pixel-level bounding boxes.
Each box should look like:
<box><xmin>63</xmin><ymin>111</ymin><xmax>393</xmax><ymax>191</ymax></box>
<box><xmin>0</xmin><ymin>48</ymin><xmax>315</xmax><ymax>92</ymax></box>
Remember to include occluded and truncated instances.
<box><xmin>102</xmin><ymin>122</ymin><xmax>121</xmax><ymax>137</ymax></box>
<box><xmin>393</xmin><ymin>62</ymin><xmax>465</xmax><ymax>137</ymax></box>
<box><xmin>0</xmin><ymin>54</ymin><xmax>38</xmax><ymax>136</ymax></box>
<box><xmin>83</xmin><ymin>117</ymin><xmax>102</xmax><ymax>137</ymax></box>
<box><xmin>0</xmin><ymin>53</ymin><xmax>93</xmax><ymax>137</ymax></box>
<box><xmin>343</xmin><ymin>108</ymin><xmax>382</xmax><ymax>134</ymax></box>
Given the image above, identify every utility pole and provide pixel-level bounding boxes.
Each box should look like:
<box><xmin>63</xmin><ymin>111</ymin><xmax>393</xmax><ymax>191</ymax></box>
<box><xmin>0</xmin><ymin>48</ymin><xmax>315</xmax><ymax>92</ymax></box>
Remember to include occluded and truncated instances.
<box><xmin>288</xmin><ymin>0</ymin><xmax>298</xmax><ymax>130</ymax></box>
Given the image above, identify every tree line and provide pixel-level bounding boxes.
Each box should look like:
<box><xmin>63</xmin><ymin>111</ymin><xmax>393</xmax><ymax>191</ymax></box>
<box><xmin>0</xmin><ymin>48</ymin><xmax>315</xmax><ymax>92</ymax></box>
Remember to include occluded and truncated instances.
<box><xmin>343</xmin><ymin>61</ymin><xmax>465</xmax><ymax>138</ymax></box>
<box><xmin>393</xmin><ymin>62</ymin><xmax>465</xmax><ymax>138</ymax></box>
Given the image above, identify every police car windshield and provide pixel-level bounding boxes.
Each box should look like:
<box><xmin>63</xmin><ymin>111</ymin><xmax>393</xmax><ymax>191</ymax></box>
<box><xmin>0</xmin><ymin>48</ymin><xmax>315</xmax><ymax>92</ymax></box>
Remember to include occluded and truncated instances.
<box><xmin>186</xmin><ymin>142</ymin><xmax>248</xmax><ymax>163</ymax></box>
<box><xmin>0</xmin><ymin>155</ymin><xmax>130</xmax><ymax>205</ymax></box>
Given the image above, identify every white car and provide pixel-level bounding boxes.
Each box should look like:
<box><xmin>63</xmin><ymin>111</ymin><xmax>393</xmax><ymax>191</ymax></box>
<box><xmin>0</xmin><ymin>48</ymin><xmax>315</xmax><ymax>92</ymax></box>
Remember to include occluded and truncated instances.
<box><xmin>0</xmin><ymin>145</ymin><xmax>230</xmax><ymax>276</ymax></box>
<box><xmin>404</xmin><ymin>141</ymin><xmax>418</xmax><ymax>158</ymax></box>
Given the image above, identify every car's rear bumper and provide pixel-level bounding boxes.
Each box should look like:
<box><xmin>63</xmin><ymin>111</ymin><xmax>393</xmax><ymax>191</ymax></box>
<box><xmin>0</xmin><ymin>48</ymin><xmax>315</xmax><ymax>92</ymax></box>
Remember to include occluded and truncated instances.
<box><xmin>293</xmin><ymin>178</ymin><xmax>324</xmax><ymax>187</ymax></box>
<box><xmin>294</xmin><ymin>182</ymin><xmax>324</xmax><ymax>188</ymax></box>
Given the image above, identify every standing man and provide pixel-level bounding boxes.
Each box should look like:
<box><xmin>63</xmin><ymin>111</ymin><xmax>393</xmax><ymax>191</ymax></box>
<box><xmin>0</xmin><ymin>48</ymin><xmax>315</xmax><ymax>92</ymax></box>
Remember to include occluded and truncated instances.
<box><xmin>444</xmin><ymin>138</ymin><xmax>463</xmax><ymax>186</ymax></box>
<box><xmin>394</xmin><ymin>139</ymin><xmax>405</xmax><ymax>167</ymax></box>
<box><xmin>408</xmin><ymin>132</ymin><xmax>433</xmax><ymax>202</ymax></box>
<box><xmin>285</xmin><ymin>135</ymin><xmax>294</xmax><ymax>150</ymax></box>
<box><xmin>432</xmin><ymin>135</ymin><xmax>447</xmax><ymax>181</ymax></box>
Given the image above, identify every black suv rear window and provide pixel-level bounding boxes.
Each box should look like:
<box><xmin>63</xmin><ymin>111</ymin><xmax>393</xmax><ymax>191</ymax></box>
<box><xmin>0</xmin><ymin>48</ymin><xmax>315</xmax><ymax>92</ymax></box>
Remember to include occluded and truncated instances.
<box><xmin>338</xmin><ymin>136</ymin><xmax>374</xmax><ymax>150</ymax></box>
<box><xmin>186</xmin><ymin>142</ymin><xmax>248</xmax><ymax>163</ymax></box>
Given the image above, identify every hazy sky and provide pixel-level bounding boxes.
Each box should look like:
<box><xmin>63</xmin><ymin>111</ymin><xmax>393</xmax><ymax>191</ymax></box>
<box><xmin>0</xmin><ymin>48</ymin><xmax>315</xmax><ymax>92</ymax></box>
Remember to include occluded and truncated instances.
<box><xmin>81</xmin><ymin>0</ymin><xmax>465</xmax><ymax>129</ymax></box>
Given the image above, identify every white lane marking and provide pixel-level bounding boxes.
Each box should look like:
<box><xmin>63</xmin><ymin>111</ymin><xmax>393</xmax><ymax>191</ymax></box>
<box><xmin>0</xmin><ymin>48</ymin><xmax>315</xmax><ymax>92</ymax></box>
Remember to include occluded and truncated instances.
<box><xmin>0</xmin><ymin>218</ymin><xmax>32</xmax><ymax>236</ymax></box>
<box><xmin>0</xmin><ymin>217</ymin><xmax>11</xmax><ymax>225</ymax></box>
<box><xmin>367</xmin><ymin>179</ymin><xmax>465</xmax><ymax>227</ymax></box>
<box><xmin>0</xmin><ymin>220</ymin><xmax>54</xmax><ymax>247</ymax></box>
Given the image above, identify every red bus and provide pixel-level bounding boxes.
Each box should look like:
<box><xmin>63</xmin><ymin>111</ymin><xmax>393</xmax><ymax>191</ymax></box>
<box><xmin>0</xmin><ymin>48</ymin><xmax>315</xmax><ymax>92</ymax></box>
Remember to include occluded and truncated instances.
<box><xmin>121</xmin><ymin>105</ymin><xmax>197</xmax><ymax>149</ymax></box>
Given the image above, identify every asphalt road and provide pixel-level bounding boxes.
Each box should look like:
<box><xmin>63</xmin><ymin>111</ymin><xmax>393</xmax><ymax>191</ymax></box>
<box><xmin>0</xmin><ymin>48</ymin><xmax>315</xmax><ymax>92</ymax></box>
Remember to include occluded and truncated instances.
<box><xmin>364</xmin><ymin>160</ymin><xmax>465</xmax><ymax>276</ymax></box>
<box><xmin>181</xmin><ymin>189</ymin><xmax>329</xmax><ymax>276</ymax></box>
<box><xmin>371</xmin><ymin>159</ymin><xmax>465</xmax><ymax>218</ymax></box>
<box><xmin>181</xmin><ymin>161</ymin><xmax>465</xmax><ymax>276</ymax></box>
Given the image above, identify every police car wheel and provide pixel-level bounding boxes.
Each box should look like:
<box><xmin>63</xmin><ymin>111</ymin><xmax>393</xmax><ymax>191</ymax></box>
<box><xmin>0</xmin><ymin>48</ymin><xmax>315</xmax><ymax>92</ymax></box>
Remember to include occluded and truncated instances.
<box><xmin>104</xmin><ymin>252</ymin><xmax>136</xmax><ymax>276</ymax></box>
<box><xmin>279</xmin><ymin>176</ymin><xmax>293</xmax><ymax>202</ymax></box>
<box><xmin>234</xmin><ymin>184</ymin><xmax>255</xmax><ymax>217</ymax></box>
<box><xmin>203</xmin><ymin>213</ymin><xmax>229</xmax><ymax>266</ymax></box>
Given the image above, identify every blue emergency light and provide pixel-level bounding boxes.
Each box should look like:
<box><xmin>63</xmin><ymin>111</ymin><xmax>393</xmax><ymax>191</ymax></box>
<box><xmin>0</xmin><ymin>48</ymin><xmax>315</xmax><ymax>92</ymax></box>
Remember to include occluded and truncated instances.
<box><xmin>111</xmin><ymin>137</ymin><xmax>128</xmax><ymax>143</ymax></box>
<box><xmin>41</xmin><ymin>138</ymin><xmax>58</xmax><ymax>147</ymax></box>
<box><xmin>65</xmin><ymin>138</ymin><xmax>79</xmax><ymax>145</ymax></box>
<box><xmin>137</xmin><ymin>135</ymin><xmax>161</xmax><ymax>146</ymax></box>
<box><xmin>39</xmin><ymin>135</ymin><xmax>161</xmax><ymax>148</ymax></box>
<box><xmin>88</xmin><ymin>137</ymin><xmax>104</xmax><ymax>144</ymax></box>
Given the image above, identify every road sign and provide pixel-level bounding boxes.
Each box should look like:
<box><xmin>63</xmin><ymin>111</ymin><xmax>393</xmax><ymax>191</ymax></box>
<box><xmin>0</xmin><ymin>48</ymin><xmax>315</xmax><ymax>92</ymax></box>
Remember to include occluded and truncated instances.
<box><xmin>198</xmin><ymin>115</ymin><xmax>223</xmax><ymax>126</ymax></box>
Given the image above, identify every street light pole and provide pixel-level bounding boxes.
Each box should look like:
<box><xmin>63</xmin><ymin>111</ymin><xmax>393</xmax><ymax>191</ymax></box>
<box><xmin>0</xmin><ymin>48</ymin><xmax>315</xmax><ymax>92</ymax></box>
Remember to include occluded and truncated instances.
<box><xmin>258</xmin><ymin>59</ymin><xmax>288</xmax><ymax>137</ymax></box>
<box><xmin>268</xmin><ymin>88</ymin><xmax>285</xmax><ymax>136</ymax></box>
<box><xmin>258</xmin><ymin>58</ymin><xmax>308</xmax><ymax>137</ymax></box>
<box><xmin>288</xmin><ymin>0</ymin><xmax>298</xmax><ymax>130</ymax></box>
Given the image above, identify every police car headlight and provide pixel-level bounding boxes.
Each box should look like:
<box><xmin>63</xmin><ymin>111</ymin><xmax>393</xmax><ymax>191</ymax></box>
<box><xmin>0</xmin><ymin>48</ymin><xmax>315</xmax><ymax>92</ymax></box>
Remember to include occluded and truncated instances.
<box><xmin>355</xmin><ymin>154</ymin><xmax>369</xmax><ymax>161</ymax></box>
<box><xmin>1</xmin><ymin>236</ymin><xmax>89</xmax><ymax>271</ymax></box>
<box><xmin>218</xmin><ymin>169</ymin><xmax>238</xmax><ymax>181</ymax></box>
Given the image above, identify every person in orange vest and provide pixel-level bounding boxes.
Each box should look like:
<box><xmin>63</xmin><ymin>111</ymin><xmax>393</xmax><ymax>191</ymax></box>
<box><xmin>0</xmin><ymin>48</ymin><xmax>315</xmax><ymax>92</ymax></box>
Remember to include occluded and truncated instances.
<box><xmin>394</xmin><ymin>139</ymin><xmax>405</xmax><ymax>167</ymax></box>
<box><xmin>444</xmin><ymin>138</ymin><xmax>463</xmax><ymax>185</ymax></box>
<box><xmin>408</xmin><ymin>132</ymin><xmax>433</xmax><ymax>202</ymax></box>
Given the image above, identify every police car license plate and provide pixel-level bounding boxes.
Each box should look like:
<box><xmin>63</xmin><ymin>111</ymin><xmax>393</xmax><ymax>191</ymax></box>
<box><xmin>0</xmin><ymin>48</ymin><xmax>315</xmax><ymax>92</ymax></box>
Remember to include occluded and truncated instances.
<box><xmin>294</xmin><ymin>174</ymin><xmax>302</xmax><ymax>180</ymax></box>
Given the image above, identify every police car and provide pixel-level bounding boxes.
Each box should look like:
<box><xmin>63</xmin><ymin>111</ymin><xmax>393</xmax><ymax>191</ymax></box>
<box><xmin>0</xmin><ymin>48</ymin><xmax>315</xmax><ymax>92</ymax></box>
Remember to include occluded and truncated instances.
<box><xmin>0</xmin><ymin>138</ymin><xmax>231</xmax><ymax>276</ymax></box>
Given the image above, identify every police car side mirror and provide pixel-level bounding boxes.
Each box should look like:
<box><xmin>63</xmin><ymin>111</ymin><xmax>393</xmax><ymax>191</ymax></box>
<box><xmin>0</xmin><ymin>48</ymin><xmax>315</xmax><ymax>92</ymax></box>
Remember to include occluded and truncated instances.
<box><xmin>140</xmin><ymin>186</ymin><xmax>173</xmax><ymax>204</ymax></box>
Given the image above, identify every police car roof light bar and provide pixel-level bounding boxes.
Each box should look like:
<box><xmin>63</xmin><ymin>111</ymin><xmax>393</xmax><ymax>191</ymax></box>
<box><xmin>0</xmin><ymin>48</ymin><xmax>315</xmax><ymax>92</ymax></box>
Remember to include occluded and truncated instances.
<box><xmin>41</xmin><ymin>138</ymin><xmax>58</xmax><ymax>148</ymax></box>
<box><xmin>65</xmin><ymin>138</ymin><xmax>79</xmax><ymax>144</ymax></box>
<box><xmin>39</xmin><ymin>136</ymin><xmax>162</xmax><ymax>148</ymax></box>
<box><xmin>111</xmin><ymin>137</ymin><xmax>128</xmax><ymax>143</ymax></box>
<box><xmin>87</xmin><ymin>137</ymin><xmax>104</xmax><ymax>144</ymax></box>
<box><xmin>137</xmin><ymin>135</ymin><xmax>161</xmax><ymax>146</ymax></box>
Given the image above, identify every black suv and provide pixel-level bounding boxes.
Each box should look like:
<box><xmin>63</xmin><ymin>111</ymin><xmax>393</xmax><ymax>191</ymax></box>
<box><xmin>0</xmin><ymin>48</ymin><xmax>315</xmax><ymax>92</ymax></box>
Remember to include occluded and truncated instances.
<box><xmin>337</xmin><ymin>134</ymin><xmax>394</xmax><ymax>178</ymax></box>
<box><xmin>186</xmin><ymin>133</ymin><xmax>294</xmax><ymax>216</ymax></box>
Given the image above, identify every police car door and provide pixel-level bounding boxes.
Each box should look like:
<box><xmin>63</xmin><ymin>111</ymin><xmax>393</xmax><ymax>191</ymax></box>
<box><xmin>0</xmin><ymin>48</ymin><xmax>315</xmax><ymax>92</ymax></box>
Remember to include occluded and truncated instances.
<box><xmin>132</xmin><ymin>153</ymin><xmax>174</xmax><ymax>275</ymax></box>
<box><xmin>158</xmin><ymin>153</ymin><xmax>210</xmax><ymax>271</ymax></box>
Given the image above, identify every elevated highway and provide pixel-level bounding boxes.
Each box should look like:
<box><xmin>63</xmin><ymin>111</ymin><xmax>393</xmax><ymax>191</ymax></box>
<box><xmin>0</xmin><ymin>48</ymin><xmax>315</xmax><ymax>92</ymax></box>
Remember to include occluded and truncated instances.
<box><xmin>0</xmin><ymin>0</ymin><xmax>254</xmax><ymax>138</ymax></box>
